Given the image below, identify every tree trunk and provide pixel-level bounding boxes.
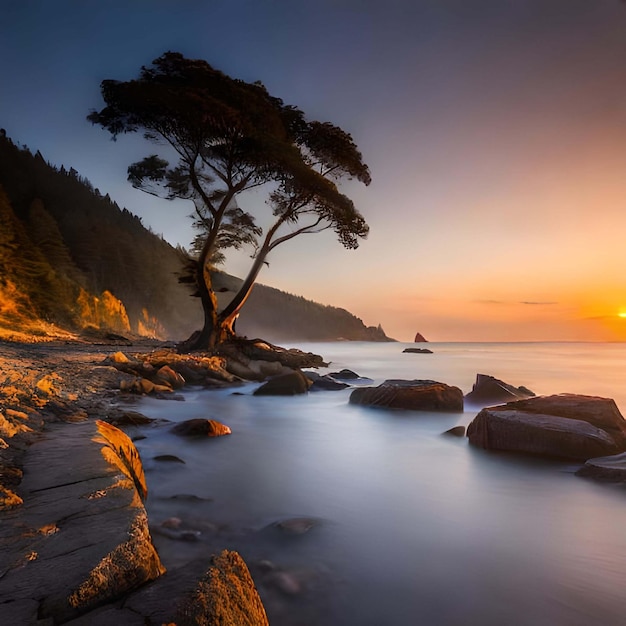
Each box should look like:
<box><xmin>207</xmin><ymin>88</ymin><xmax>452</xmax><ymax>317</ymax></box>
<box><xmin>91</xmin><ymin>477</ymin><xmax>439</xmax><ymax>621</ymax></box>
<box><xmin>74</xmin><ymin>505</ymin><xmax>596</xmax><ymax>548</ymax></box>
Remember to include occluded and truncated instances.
<box><xmin>178</xmin><ymin>258</ymin><xmax>220</xmax><ymax>352</ymax></box>
<box><xmin>217</xmin><ymin>246</ymin><xmax>269</xmax><ymax>340</ymax></box>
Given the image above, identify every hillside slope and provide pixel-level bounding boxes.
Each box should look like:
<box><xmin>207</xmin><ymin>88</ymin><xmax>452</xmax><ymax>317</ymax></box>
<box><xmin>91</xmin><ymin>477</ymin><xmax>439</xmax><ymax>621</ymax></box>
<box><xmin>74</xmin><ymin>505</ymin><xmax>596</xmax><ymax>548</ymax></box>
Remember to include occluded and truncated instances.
<box><xmin>0</xmin><ymin>133</ymin><xmax>392</xmax><ymax>342</ymax></box>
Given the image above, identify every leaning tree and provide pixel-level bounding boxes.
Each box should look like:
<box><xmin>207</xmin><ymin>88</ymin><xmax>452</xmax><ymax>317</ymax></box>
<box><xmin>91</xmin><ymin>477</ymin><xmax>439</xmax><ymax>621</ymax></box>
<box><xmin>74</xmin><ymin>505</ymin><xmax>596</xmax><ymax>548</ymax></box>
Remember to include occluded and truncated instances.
<box><xmin>88</xmin><ymin>52</ymin><xmax>371</xmax><ymax>350</ymax></box>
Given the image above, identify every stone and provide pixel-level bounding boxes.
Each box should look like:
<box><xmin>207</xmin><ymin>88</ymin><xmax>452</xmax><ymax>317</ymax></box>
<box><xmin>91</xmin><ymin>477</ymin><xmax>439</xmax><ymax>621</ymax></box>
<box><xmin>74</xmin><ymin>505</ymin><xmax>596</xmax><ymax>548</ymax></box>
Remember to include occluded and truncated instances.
<box><xmin>414</xmin><ymin>332</ymin><xmax>428</xmax><ymax>342</ymax></box>
<box><xmin>328</xmin><ymin>369</ymin><xmax>361</xmax><ymax>380</ymax></box>
<box><xmin>253</xmin><ymin>371</ymin><xmax>311</xmax><ymax>396</ymax></box>
<box><xmin>170</xmin><ymin>419</ymin><xmax>231</xmax><ymax>437</ymax></box>
<box><xmin>109</xmin><ymin>351</ymin><xmax>130</xmax><ymax>364</ymax></box>
<box><xmin>268</xmin><ymin>570</ymin><xmax>301</xmax><ymax>596</ymax></box>
<box><xmin>497</xmin><ymin>394</ymin><xmax>626</xmax><ymax>447</ymax></box>
<box><xmin>274</xmin><ymin>517</ymin><xmax>318</xmax><ymax>534</ymax></box>
<box><xmin>467</xmin><ymin>395</ymin><xmax>626</xmax><ymax>460</ymax></box>
<box><xmin>154</xmin><ymin>454</ymin><xmax>186</xmax><ymax>463</ymax></box>
<box><xmin>576</xmin><ymin>452</ymin><xmax>626</xmax><ymax>482</ymax></box>
<box><xmin>175</xmin><ymin>550</ymin><xmax>269</xmax><ymax>626</ymax></box>
<box><xmin>464</xmin><ymin>373</ymin><xmax>535</xmax><ymax>407</ymax></box>
<box><xmin>349</xmin><ymin>380</ymin><xmax>464</xmax><ymax>412</ymax></box>
<box><xmin>443</xmin><ymin>426</ymin><xmax>466</xmax><ymax>437</ymax></box>
<box><xmin>155</xmin><ymin>365</ymin><xmax>186</xmax><ymax>389</ymax></box>
<box><xmin>309</xmin><ymin>375</ymin><xmax>349</xmax><ymax>391</ymax></box>
<box><xmin>107</xmin><ymin>410</ymin><xmax>156</xmax><ymax>427</ymax></box>
<box><xmin>0</xmin><ymin>421</ymin><xmax>164</xmax><ymax>623</ymax></box>
<box><xmin>402</xmin><ymin>348</ymin><xmax>433</xmax><ymax>354</ymax></box>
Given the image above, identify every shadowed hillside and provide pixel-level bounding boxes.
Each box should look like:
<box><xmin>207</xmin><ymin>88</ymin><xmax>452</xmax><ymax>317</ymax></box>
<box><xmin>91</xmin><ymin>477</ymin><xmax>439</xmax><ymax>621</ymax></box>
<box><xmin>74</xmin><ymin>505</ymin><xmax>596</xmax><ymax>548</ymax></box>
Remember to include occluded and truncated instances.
<box><xmin>0</xmin><ymin>133</ymin><xmax>392</xmax><ymax>342</ymax></box>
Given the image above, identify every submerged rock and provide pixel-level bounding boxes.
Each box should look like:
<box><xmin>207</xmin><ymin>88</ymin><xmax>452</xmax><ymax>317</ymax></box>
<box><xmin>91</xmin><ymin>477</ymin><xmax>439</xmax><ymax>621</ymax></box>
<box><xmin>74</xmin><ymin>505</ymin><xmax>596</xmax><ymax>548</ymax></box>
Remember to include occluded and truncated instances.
<box><xmin>349</xmin><ymin>380</ymin><xmax>463</xmax><ymax>412</ymax></box>
<box><xmin>577</xmin><ymin>452</ymin><xmax>626</xmax><ymax>482</ymax></box>
<box><xmin>402</xmin><ymin>348</ymin><xmax>433</xmax><ymax>354</ymax></box>
<box><xmin>309</xmin><ymin>375</ymin><xmax>349</xmax><ymax>391</ymax></box>
<box><xmin>464</xmin><ymin>373</ymin><xmax>535</xmax><ymax>407</ymax></box>
<box><xmin>443</xmin><ymin>426</ymin><xmax>466</xmax><ymax>437</ymax></box>
<box><xmin>467</xmin><ymin>394</ymin><xmax>626</xmax><ymax>460</ymax></box>
<box><xmin>328</xmin><ymin>369</ymin><xmax>361</xmax><ymax>380</ymax></box>
<box><xmin>253</xmin><ymin>371</ymin><xmax>311</xmax><ymax>396</ymax></box>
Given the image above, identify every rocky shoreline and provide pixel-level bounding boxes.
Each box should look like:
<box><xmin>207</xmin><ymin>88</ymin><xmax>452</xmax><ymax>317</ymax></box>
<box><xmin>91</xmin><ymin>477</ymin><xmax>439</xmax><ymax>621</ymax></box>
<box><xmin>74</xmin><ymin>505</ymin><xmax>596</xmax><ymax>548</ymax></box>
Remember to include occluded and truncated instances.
<box><xmin>4</xmin><ymin>338</ymin><xmax>626</xmax><ymax>624</ymax></box>
<box><xmin>0</xmin><ymin>336</ymin><xmax>325</xmax><ymax>625</ymax></box>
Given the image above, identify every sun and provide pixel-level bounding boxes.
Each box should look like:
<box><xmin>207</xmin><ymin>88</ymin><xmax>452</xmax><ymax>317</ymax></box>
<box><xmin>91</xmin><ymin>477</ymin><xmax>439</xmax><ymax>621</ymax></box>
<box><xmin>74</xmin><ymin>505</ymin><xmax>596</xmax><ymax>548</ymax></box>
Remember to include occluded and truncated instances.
<box><xmin>619</xmin><ymin>312</ymin><xmax>626</xmax><ymax>319</ymax></box>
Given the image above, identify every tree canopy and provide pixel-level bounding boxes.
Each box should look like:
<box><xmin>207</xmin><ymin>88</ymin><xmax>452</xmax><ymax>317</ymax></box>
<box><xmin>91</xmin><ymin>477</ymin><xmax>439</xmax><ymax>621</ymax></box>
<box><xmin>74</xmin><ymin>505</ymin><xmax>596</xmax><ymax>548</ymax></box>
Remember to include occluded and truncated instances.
<box><xmin>88</xmin><ymin>51</ymin><xmax>371</xmax><ymax>349</ymax></box>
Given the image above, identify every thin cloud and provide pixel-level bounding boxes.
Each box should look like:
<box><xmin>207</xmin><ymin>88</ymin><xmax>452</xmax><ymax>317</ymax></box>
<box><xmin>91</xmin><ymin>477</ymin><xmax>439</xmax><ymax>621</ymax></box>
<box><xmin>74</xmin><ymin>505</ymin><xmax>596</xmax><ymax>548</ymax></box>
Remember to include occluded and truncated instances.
<box><xmin>520</xmin><ymin>301</ymin><xmax>558</xmax><ymax>306</ymax></box>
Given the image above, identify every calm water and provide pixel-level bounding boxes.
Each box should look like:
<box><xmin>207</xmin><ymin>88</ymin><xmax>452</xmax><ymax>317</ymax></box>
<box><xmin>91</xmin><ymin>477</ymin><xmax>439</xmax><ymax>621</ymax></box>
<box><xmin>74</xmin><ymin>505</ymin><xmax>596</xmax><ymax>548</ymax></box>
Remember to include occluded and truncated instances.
<box><xmin>124</xmin><ymin>342</ymin><xmax>626</xmax><ymax>625</ymax></box>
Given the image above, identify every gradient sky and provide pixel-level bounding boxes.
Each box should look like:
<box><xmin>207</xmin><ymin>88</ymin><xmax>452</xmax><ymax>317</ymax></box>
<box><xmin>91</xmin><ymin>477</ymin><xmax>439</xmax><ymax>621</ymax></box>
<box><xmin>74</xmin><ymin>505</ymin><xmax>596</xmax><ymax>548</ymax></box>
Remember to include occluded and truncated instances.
<box><xmin>2</xmin><ymin>0</ymin><xmax>626</xmax><ymax>341</ymax></box>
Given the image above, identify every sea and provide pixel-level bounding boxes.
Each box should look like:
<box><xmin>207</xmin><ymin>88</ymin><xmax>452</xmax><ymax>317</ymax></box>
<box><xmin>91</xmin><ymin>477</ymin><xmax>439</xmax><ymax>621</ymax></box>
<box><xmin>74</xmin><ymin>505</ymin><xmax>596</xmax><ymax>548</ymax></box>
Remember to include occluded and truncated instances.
<box><xmin>121</xmin><ymin>342</ymin><xmax>626</xmax><ymax>626</ymax></box>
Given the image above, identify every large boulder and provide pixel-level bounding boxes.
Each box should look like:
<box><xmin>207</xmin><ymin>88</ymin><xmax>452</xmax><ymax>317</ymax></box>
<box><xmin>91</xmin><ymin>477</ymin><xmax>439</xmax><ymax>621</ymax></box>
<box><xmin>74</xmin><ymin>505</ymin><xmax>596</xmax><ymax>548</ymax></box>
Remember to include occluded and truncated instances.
<box><xmin>464</xmin><ymin>373</ymin><xmax>535</xmax><ymax>408</ymax></box>
<box><xmin>414</xmin><ymin>332</ymin><xmax>428</xmax><ymax>342</ymax></box>
<box><xmin>498</xmin><ymin>394</ymin><xmax>626</xmax><ymax>447</ymax></box>
<box><xmin>349</xmin><ymin>380</ymin><xmax>463</xmax><ymax>412</ymax></box>
<box><xmin>253</xmin><ymin>371</ymin><xmax>311</xmax><ymax>396</ymax></box>
<box><xmin>467</xmin><ymin>394</ymin><xmax>626</xmax><ymax>460</ymax></box>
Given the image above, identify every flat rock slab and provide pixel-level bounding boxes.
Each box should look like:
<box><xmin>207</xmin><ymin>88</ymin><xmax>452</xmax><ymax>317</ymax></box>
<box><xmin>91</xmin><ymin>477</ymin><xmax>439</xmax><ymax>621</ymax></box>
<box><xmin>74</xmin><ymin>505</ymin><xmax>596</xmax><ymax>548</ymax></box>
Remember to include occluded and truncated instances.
<box><xmin>0</xmin><ymin>420</ymin><xmax>164</xmax><ymax>623</ymax></box>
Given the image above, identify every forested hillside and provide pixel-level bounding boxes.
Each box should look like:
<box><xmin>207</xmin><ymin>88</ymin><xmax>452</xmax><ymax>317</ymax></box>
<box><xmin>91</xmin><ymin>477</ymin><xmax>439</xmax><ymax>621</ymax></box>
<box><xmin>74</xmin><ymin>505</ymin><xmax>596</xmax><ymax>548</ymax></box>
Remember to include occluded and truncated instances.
<box><xmin>0</xmin><ymin>132</ymin><xmax>392</xmax><ymax>342</ymax></box>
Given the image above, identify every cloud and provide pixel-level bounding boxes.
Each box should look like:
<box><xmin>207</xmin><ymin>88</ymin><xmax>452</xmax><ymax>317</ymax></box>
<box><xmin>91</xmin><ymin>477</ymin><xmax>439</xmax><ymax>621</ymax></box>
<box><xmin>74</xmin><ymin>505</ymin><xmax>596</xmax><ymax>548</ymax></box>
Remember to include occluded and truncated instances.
<box><xmin>520</xmin><ymin>301</ymin><xmax>558</xmax><ymax>306</ymax></box>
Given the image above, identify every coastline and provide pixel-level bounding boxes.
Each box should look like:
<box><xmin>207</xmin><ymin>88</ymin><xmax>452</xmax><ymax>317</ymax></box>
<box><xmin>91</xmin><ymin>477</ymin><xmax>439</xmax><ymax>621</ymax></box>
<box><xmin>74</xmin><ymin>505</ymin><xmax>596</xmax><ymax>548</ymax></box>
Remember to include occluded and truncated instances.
<box><xmin>0</xmin><ymin>337</ymin><xmax>273</xmax><ymax>624</ymax></box>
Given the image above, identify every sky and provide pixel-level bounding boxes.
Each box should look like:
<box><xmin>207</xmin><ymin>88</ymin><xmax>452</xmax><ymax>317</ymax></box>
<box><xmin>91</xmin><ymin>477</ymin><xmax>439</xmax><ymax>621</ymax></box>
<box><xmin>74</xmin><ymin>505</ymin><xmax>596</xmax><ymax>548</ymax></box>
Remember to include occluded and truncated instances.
<box><xmin>2</xmin><ymin>0</ymin><xmax>626</xmax><ymax>342</ymax></box>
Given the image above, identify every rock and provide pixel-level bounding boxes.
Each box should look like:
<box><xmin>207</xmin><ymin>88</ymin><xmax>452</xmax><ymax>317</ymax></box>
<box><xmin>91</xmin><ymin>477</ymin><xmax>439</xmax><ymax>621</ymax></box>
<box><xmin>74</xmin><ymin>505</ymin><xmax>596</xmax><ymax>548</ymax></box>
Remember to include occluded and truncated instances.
<box><xmin>109</xmin><ymin>351</ymin><xmax>130</xmax><ymax>364</ymax></box>
<box><xmin>577</xmin><ymin>452</ymin><xmax>626</xmax><ymax>481</ymax></box>
<box><xmin>349</xmin><ymin>380</ymin><xmax>464</xmax><ymax>412</ymax></box>
<box><xmin>154</xmin><ymin>454</ymin><xmax>186</xmax><ymax>463</ymax></box>
<box><xmin>175</xmin><ymin>550</ymin><xmax>269</xmax><ymax>626</ymax></box>
<box><xmin>155</xmin><ymin>365</ymin><xmax>186</xmax><ymax>389</ymax></box>
<box><xmin>498</xmin><ymin>394</ymin><xmax>626</xmax><ymax>447</ymax></box>
<box><xmin>253</xmin><ymin>371</ymin><xmax>311</xmax><ymax>396</ymax></box>
<box><xmin>161</xmin><ymin>517</ymin><xmax>183</xmax><ymax>529</ymax></box>
<box><xmin>464</xmin><ymin>373</ymin><xmax>535</xmax><ymax>407</ymax></box>
<box><xmin>170</xmin><ymin>419</ymin><xmax>231</xmax><ymax>437</ymax></box>
<box><xmin>268</xmin><ymin>570</ymin><xmax>302</xmax><ymax>596</ymax></box>
<box><xmin>106</xmin><ymin>410</ymin><xmax>156</xmax><ymax>427</ymax></box>
<box><xmin>467</xmin><ymin>395</ymin><xmax>626</xmax><ymax>460</ymax></box>
<box><xmin>402</xmin><ymin>348</ymin><xmax>433</xmax><ymax>354</ymax></box>
<box><xmin>309</xmin><ymin>375</ymin><xmax>349</xmax><ymax>391</ymax></box>
<box><xmin>414</xmin><ymin>332</ymin><xmax>428</xmax><ymax>342</ymax></box>
<box><xmin>328</xmin><ymin>369</ymin><xmax>361</xmax><ymax>380</ymax></box>
<box><xmin>443</xmin><ymin>426</ymin><xmax>466</xmax><ymax>437</ymax></box>
<box><xmin>0</xmin><ymin>421</ymin><xmax>164</xmax><ymax>623</ymax></box>
<box><xmin>274</xmin><ymin>517</ymin><xmax>318</xmax><ymax>535</ymax></box>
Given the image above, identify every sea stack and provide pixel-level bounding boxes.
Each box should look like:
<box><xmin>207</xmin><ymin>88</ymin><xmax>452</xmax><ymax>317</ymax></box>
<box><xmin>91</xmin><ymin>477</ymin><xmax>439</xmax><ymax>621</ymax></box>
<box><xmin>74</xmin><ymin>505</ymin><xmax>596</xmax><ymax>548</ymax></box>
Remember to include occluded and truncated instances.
<box><xmin>414</xmin><ymin>332</ymin><xmax>428</xmax><ymax>343</ymax></box>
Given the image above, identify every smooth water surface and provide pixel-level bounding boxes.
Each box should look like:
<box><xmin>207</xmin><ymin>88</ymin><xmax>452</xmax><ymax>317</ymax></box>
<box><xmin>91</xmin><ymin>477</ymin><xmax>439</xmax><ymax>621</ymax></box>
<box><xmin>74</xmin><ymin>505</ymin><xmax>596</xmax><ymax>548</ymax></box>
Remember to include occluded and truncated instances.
<box><xmin>124</xmin><ymin>342</ymin><xmax>626</xmax><ymax>625</ymax></box>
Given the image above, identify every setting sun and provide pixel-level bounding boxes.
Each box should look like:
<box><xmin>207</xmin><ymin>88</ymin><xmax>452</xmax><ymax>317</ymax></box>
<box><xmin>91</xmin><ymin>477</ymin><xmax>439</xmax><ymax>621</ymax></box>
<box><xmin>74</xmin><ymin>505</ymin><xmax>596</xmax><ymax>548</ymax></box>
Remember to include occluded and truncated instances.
<box><xmin>619</xmin><ymin>313</ymin><xmax>626</xmax><ymax>318</ymax></box>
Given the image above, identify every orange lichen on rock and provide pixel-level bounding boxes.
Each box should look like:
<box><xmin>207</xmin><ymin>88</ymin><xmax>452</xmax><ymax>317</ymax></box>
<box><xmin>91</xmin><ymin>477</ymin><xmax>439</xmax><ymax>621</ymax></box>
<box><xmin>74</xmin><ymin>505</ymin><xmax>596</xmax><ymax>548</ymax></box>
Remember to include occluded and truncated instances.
<box><xmin>0</xmin><ymin>485</ymin><xmax>24</xmax><ymax>509</ymax></box>
<box><xmin>176</xmin><ymin>550</ymin><xmax>269</xmax><ymax>626</ymax></box>
<box><xmin>68</xmin><ymin>511</ymin><xmax>165</xmax><ymax>610</ymax></box>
